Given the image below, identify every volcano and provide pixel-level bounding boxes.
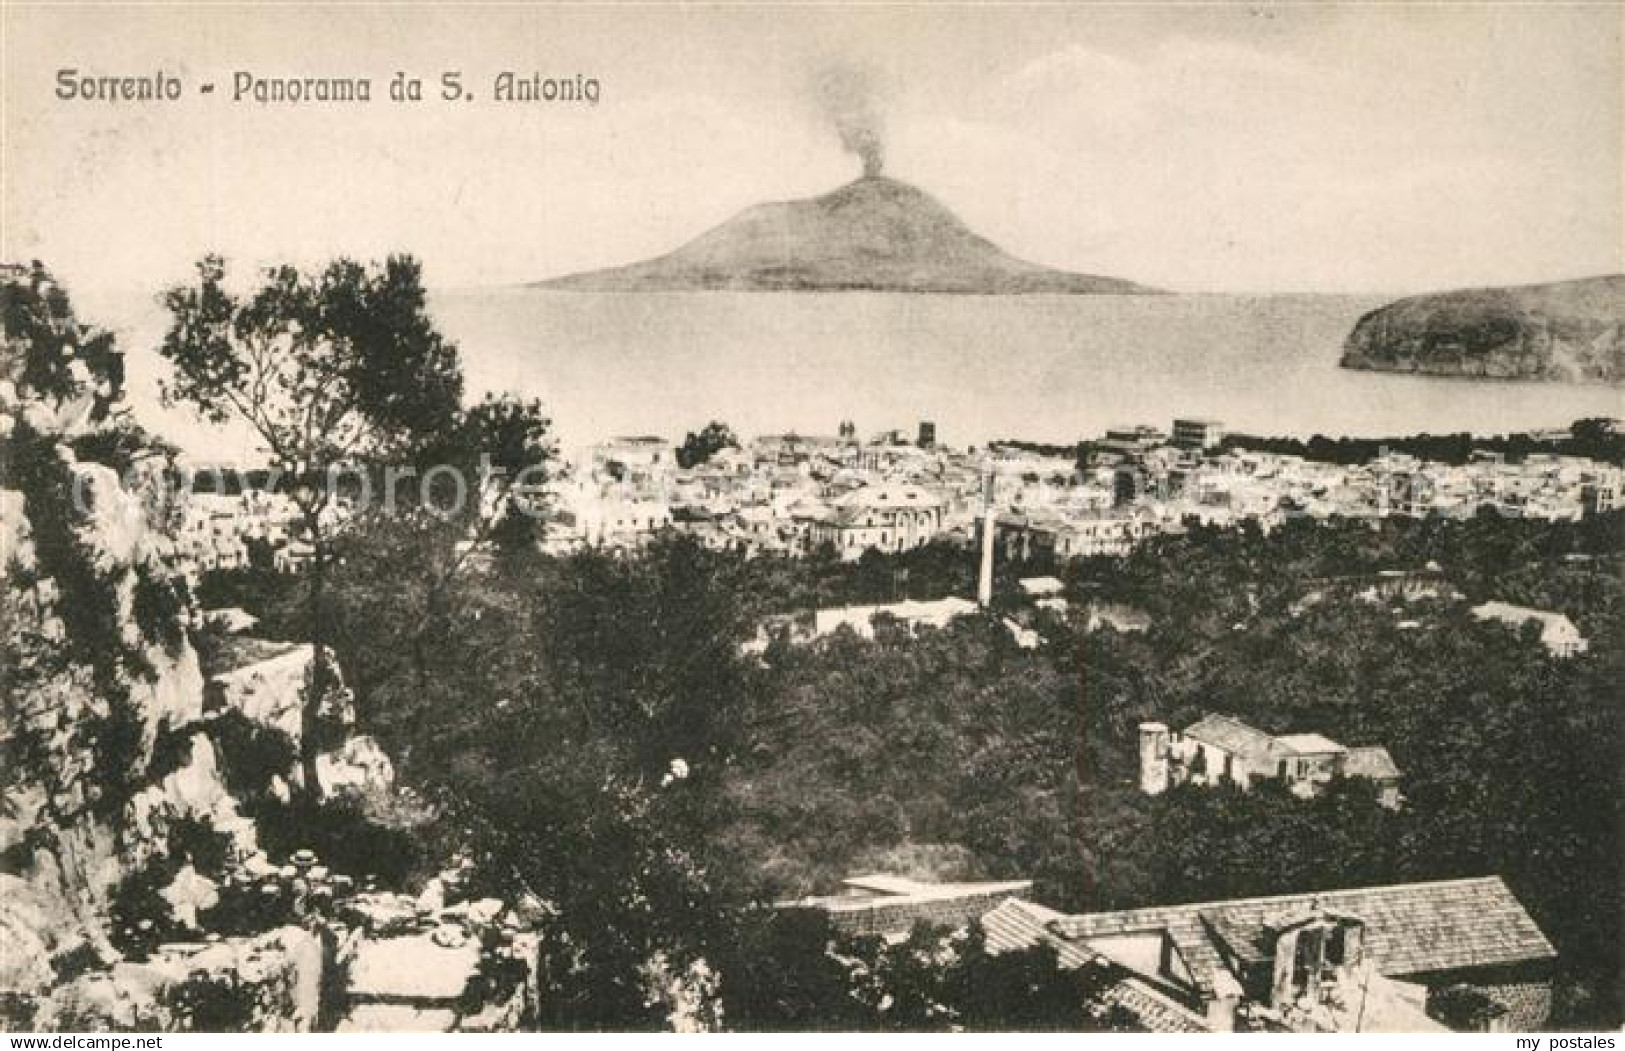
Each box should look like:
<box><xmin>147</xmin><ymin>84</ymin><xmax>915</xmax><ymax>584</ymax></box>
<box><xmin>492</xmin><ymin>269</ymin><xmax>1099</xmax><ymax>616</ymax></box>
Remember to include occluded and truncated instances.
<box><xmin>534</xmin><ymin>175</ymin><xmax>1156</xmax><ymax>294</ymax></box>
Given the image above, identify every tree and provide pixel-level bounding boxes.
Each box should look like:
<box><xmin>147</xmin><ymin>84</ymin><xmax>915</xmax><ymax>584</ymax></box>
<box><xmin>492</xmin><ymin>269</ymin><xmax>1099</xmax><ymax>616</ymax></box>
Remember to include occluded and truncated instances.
<box><xmin>378</xmin><ymin>391</ymin><xmax>554</xmax><ymax>698</ymax></box>
<box><xmin>299</xmin><ymin>533</ymin><xmax>761</xmax><ymax>1027</ymax></box>
<box><xmin>947</xmin><ymin>923</ymin><xmax>1140</xmax><ymax>1031</ymax></box>
<box><xmin>677</xmin><ymin>421</ymin><xmax>739</xmax><ymax>469</ymax></box>
<box><xmin>160</xmin><ymin>254</ymin><xmax>465</xmax><ymax>796</ymax></box>
<box><xmin>716</xmin><ymin>908</ymin><xmax>875</xmax><ymax>1031</ymax></box>
<box><xmin>455</xmin><ymin>393</ymin><xmax>555</xmax><ymax>558</ymax></box>
<box><xmin>2</xmin><ymin>261</ymin><xmax>125</xmax><ymax>422</ymax></box>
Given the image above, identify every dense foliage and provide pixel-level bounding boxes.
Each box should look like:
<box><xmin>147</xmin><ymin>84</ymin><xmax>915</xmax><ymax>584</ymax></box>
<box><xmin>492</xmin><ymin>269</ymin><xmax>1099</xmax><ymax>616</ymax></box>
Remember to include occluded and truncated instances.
<box><xmin>13</xmin><ymin>262</ymin><xmax>1619</xmax><ymax>1029</ymax></box>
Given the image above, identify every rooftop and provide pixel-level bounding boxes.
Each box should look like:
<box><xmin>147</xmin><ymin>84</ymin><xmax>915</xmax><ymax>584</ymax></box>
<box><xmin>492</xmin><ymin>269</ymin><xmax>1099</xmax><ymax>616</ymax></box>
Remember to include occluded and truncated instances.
<box><xmin>980</xmin><ymin>898</ymin><xmax>1212</xmax><ymax>1033</ymax></box>
<box><xmin>1181</xmin><ymin>714</ymin><xmax>1281</xmax><ymax>760</ymax></box>
<box><xmin>1018</xmin><ymin>575</ymin><xmax>1066</xmax><ymax>596</ymax></box>
<box><xmin>1274</xmin><ymin>732</ymin><xmax>1346</xmax><ymax>756</ymax></box>
<box><xmin>786</xmin><ymin>874</ymin><xmax>1033</xmax><ymax>938</ymax></box>
<box><xmin>836</xmin><ymin>874</ymin><xmax>1032</xmax><ymax>904</ymax></box>
<box><xmin>1471</xmin><ymin>601</ymin><xmax>1584</xmax><ymax>639</ymax></box>
<box><xmin>1051</xmin><ymin>876</ymin><xmax>1554</xmax><ymax>988</ymax></box>
<box><xmin>1345</xmin><ymin>745</ymin><xmax>1402</xmax><ymax>781</ymax></box>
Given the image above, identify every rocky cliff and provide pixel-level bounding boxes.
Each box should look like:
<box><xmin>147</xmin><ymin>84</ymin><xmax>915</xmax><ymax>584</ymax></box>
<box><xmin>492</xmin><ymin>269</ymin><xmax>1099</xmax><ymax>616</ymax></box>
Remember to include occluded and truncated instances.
<box><xmin>1340</xmin><ymin>276</ymin><xmax>1625</xmax><ymax>383</ymax></box>
<box><xmin>0</xmin><ymin>267</ymin><xmax>406</xmax><ymax>1031</ymax></box>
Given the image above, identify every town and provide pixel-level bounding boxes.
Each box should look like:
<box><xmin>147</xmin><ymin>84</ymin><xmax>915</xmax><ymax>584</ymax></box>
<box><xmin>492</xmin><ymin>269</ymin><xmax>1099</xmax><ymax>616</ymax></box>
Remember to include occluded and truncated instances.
<box><xmin>179</xmin><ymin>416</ymin><xmax>1625</xmax><ymax>574</ymax></box>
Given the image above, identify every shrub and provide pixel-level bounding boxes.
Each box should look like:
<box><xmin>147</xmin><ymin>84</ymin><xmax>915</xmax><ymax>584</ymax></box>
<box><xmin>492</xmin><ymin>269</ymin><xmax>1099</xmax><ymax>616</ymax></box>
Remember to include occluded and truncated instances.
<box><xmin>85</xmin><ymin>689</ymin><xmax>147</xmax><ymax>819</ymax></box>
<box><xmin>1430</xmin><ymin>984</ymin><xmax>1506</xmax><ymax>1031</ymax></box>
<box><xmin>132</xmin><ymin>566</ymin><xmax>188</xmax><ymax>656</ymax></box>
<box><xmin>52</xmin><ymin>943</ymin><xmax>103</xmax><ymax>983</ymax></box>
<box><xmin>253</xmin><ymin>796</ymin><xmax>423</xmax><ymax>889</ymax></box>
<box><xmin>166</xmin><ymin>814</ymin><xmax>233</xmax><ymax>878</ymax></box>
<box><xmin>2</xmin><ymin>264</ymin><xmax>125</xmax><ymax>416</ymax></box>
<box><xmin>108</xmin><ymin>859</ymin><xmax>183</xmax><ymax>961</ymax></box>
<box><xmin>0</xmin><ymin>991</ymin><xmax>40</xmax><ymax>1031</ymax></box>
<box><xmin>67</xmin><ymin>421</ymin><xmax>177</xmax><ymax>479</ymax></box>
<box><xmin>145</xmin><ymin>727</ymin><xmax>197</xmax><ymax>784</ymax></box>
<box><xmin>206</xmin><ymin>710</ymin><xmax>297</xmax><ymax>806</ymax></box>
<box><xmin>168</xmin><ymin>973</ymin><xmax>257</xmax><ymax>1032</ymax></box>
<box><xmin>456</xmin><ymin>930</ymin><xmax>531</xmax><ymax>1016</ymax></box>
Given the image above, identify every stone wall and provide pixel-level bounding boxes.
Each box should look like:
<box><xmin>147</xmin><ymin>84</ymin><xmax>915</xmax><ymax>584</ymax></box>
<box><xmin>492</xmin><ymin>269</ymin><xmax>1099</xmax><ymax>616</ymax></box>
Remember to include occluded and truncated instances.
<box><xmin>0</xmin><ymin>427</ymin><xmax>322</xmax><ymax>1028</ymax></box>
<box><xmin>33</xmin><ymin>926</ymin><xmax>324</xmax><ymax>1032</ymax></box>
<box><xmin>1</xmin><ymin>460</ymin><xmax>213</xmax><ymax>1006</ymax></box>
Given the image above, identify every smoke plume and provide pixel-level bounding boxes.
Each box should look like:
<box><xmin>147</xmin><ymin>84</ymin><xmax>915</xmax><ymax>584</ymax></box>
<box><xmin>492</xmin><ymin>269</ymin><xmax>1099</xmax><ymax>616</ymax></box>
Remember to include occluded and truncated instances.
<box><xmin>813</xmin><ymin>63</ymin><xmax>886</xmax><ymax>178</ymax></box>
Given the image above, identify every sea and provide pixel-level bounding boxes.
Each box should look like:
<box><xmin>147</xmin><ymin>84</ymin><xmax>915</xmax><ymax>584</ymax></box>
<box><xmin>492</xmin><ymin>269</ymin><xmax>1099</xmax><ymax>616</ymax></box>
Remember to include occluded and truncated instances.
<box><xmin>430</xmin><ymin>290</ymin><xmax>1622</xmax><ymax>455</ymax></box>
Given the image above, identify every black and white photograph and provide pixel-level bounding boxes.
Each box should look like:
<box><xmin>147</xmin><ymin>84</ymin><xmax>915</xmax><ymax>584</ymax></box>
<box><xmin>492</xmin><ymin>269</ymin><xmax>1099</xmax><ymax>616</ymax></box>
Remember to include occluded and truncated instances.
<box><xmin>1</xmin><ymin>0</ymin><xmax>1621</xmax><ymax>1036</ymax></box>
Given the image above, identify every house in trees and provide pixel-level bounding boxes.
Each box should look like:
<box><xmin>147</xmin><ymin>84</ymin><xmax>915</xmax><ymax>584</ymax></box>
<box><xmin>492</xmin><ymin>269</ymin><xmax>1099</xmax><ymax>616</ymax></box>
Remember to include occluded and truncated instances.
<box><xmin>1139</xmin><ymin>714</ymin><xmax>1402</xmax><ymax>808</ymax></box>
<box><xmin>980</xmin><ymin>876</ymin><xmax>1556</xmax><ymax>1032</ymax></box>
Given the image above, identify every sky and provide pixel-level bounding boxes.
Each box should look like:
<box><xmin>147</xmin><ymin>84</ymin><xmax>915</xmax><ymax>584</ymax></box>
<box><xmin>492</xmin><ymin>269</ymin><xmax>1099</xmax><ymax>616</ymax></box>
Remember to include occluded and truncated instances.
<box><xmin>5</xmin><ymin>1</ymin><xmax>1621</xmax><ymax>314</ymax></box>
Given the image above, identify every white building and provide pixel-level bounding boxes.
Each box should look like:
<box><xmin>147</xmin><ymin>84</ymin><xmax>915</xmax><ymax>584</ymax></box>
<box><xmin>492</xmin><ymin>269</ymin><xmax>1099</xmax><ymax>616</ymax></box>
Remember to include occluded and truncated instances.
<box><xmin>1139</xmin><ymin>715</ymin><xmax>1402</xmax><ymax>808</ymax></box>
<box><xmin>1471</xmin><ymin>601</ymin><xmax>1589</xmax><ymax>657</ymax></box>
<box><xmin>808</xmin><ymin>483</ymin><xmax>945</xmax><ymax>560</ymax></box>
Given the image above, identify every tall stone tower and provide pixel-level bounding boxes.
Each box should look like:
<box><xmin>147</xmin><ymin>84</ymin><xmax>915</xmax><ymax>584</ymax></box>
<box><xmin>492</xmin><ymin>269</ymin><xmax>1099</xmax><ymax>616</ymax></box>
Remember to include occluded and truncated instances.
<box><xmin>1138</xmin><ymin>722</ymin><xmax>1171</xmax><ymax>795</ymax></box>
<box><xmin>977</xmin><ymin>459</ymin><xmax>996</xmax><ymax>607</ymax></box>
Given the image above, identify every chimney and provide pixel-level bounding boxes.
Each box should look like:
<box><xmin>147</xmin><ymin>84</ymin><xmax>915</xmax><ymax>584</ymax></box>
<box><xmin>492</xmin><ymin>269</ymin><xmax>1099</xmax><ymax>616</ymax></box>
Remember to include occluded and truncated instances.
<box><xmin>1138</xmin><ymin>722</ymin><xmax>1171</xmax><ymax>795</ymax></box>
<box><xmin>977</xmin><ymin>460</ymin><xmax>996</xmax><ymax>607</ymax></box>
<box><xmin>1206</xmin><ymin>970</ymin><xmax>1243</xmax><ymax>1032</ymax></box>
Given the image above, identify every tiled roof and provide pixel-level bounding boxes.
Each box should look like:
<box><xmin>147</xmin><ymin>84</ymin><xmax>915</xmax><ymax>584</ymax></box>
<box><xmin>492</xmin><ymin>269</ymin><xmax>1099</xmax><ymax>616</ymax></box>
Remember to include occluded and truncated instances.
<box><xmin>840</xmin><ymin>875</ymin><xmax>1031</xmax><ymax>900</ymax></box>
<box><xmin>1181</xmin><ymin>714</ymin><xmax>1280</xmax><ymax>761</ymax></box>
<box><xmin>980</xmin><ymin>898</ymin><xmax>1096</xmax><ymax>970</ymax></box>
<box><xmin>979</xmin><ymin>900</ymin><xmax>1211</xmax><ymax>1033</ymax></box>
<box><xmin>1052</xmin><ymin>877</ymin><xmax>1554</xmax><ymax>982</ymax></box>
<box><xmin>1202</xmin><ymin>911</ymin><xmax>1271</xmax><ymax>968</ymax></box>
<box><xmin>1043</xmin><ymin>902</ymin><xmax>1232</xmax><ymax>994</ymax></box>
<box><xmin>1471</xmin><ymin>601</ymin><xmax>1575</xmax><ymax>631</ymax></box>
<box><xmin>1471</xmin><ymin>602</ymin><xmax>1586</xmax><ymax>646</ymax></box>
<box><xmin>1101</xmin><ymin>978</ymin><xmax>1213</xmax><ymax>1033</ymax></box>
<box><xmin>1275</xmin><ymin>732</ymin><xmax>1346</xmax><ymax>755</ymax></box>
